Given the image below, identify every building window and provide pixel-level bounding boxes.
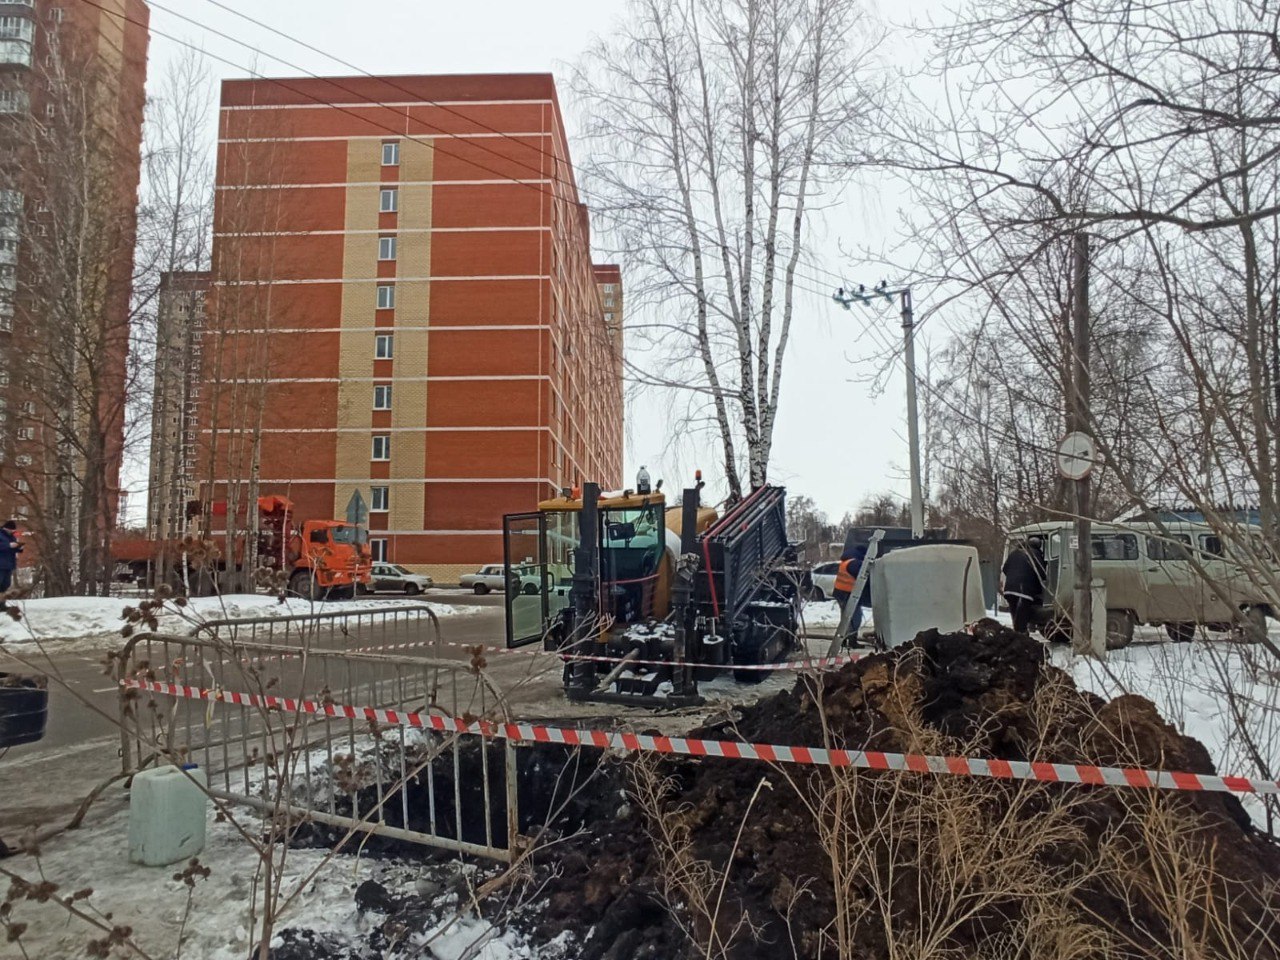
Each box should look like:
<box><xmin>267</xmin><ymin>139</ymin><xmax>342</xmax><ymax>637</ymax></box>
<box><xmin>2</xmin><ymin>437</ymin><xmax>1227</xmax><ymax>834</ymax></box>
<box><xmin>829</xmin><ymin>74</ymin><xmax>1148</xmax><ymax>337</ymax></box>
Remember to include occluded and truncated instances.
<box><xmin>604</xmin><ymin>312</ymin><xmax>614</xmax><ymax>324</ymax></box>
<box><xmin>19</xmin><ymin>400</ymin><xmax>33</xmax><ymax>416</ymax></box>
<box><xmin>373</xmin><ymin>384</ymin><xmax>392</xmax><ymax>410</ymax></box>
<box><xmin>371</xmin><ymin>485</ymin><xmax>389</xmax><ymax>512</ymax></box>
<box><xmin>370</xmin><ymin>538</ymin><xmax>388</xmax><ymax>562</ymax></box>
<box><xmin>44</xmin><ymin>103</ymin><xmax>54</xmax><ymax>120</ymax></box>
<box><xmin>15</xmin><ymin>454</ymin><xmax>30</xmax><ymax>467</ymax></box>
<box><xmin>14</xmin><ymin>505</ymin><xmax>27</xmax><ymax>519</ymax></box>
<box><xmin>378</xmin><ymin>236</ymin><xmax>396</xmax><ymax>261</ymax></box>
<box><xmin>379</xmin><ymin>188</ymin><xmax>398</xmax><ymax>213</ymax></box>
<box><xmin>381</xmin><ymin>141</ymin><xmax>399</xmax><ymax>166</ymax></box>
<box><xmin>0</xmin><ymin>89</ymin><xmax>28</xmax><ymax>115</ymax></box>
<box><xmin>371</xmin><ymin>434</ymin><xmax>391</xmax><ymax>461</ymax></box>
<box><xmin>375</xmin><ymin>334</ymin><xmax>393</xmax><ymax>359</ymax></box>
<box><xmin>13</xmin><ymin>478</ymin><xmax>27</xmax><ymax>493</ymax></box>
<box><xmin>0</xmin><ymin>16</ymin><xmax>33</xmax><ymax>40</ymax></box>
<box><xmin>16</xmin><ymin>427</ymin><xmax>31</xmax><ymax>441</ymax></box>
<box><xmin>51</xmin><ymin>7</ymin><xmax>63</xmax><ymax>22</ymax></box>
<box><xmin>376</xmin><ymin>284</ymin><xmax>395</xmax><ymax>310</ymax></box>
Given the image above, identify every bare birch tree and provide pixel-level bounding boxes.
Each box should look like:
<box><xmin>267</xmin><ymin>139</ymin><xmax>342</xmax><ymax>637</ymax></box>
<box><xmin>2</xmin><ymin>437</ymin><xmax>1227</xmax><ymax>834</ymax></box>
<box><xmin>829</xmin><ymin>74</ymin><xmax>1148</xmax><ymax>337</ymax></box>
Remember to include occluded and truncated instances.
<box><xmin>574</xmin><ymin>0</ymin><xmax>884</xmax><ymax>497</ymax></box>
<box><xmin>1</xmin><ymin>23</ymin><xmax>146</xmax><ymax>595</ymax></box>
<box><xmin>130</xmin><ymin>50</ymin><xmax>214</xmax><ymax>581</ymax></box>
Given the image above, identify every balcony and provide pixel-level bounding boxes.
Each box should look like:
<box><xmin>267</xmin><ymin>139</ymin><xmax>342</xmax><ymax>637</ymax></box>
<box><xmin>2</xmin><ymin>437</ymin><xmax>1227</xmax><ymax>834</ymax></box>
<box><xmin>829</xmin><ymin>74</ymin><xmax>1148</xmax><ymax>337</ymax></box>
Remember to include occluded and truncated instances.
<box><xmin>0</xmin><ymin>14</ymin><xmax>33</xmax><ymax>68</ymax></box>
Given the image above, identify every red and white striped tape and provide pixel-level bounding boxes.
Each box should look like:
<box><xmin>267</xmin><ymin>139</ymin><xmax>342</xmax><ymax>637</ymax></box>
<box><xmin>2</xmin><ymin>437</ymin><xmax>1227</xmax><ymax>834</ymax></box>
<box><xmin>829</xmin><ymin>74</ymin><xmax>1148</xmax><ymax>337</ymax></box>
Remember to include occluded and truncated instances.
<box><xmin>284</xmin><ymin>637</ymin><xmax>867</xmax><ymax>673</ymax></box>
<box><xmin>119</xmin><ymin>677</ymin><xmax>1280</xmax><ymax>796</ymax></box>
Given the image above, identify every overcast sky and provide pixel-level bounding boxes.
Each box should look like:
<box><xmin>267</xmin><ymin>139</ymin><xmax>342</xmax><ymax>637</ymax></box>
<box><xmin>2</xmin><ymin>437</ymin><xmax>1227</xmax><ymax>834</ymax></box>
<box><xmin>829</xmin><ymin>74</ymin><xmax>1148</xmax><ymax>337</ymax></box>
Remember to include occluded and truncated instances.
<box><xmin>136</xmin><ymin>0</ymin><xmax>922</xmax><ymax>521</ymax></box>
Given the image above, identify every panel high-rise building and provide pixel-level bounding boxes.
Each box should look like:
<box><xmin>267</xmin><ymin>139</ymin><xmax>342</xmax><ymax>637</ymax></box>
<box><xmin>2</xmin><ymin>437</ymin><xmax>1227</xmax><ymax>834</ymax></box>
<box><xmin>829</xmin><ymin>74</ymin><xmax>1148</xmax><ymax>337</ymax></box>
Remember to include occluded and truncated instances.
<box><xmin>0</xmin><ymin>0</ymin><xmax>149</xmax><ymax>582</ymax></box>
<box><xmin>205</xmin><ymin>74</ymin><xmax>623</xmax><ymax>581</ymax></box>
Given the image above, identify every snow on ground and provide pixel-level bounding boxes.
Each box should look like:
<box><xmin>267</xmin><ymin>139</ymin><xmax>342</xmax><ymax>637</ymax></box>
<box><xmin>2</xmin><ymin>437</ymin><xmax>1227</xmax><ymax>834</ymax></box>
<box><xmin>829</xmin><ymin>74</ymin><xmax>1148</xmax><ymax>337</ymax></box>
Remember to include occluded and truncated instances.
<box><xmin>0</xmin><ymin>791</ymin><xmax>550</xmax><ymax>960</ymax></box>
<box><xmin>1056</xmin><ymin>628</ymin><xmax>1280</xmax><ymax>811</ymax></box>
<box><xmin>0</xmin><ymin>593</ymin><xmax>478</xmax><ymax>652</ymax></box>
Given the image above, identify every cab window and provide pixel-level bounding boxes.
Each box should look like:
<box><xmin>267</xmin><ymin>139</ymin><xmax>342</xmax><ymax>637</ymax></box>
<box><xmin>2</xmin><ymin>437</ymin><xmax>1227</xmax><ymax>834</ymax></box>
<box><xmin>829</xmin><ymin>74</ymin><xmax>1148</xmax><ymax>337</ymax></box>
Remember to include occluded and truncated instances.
<box><xmin>1091</xmin><ymin>533</ymin><xmax>1138</xmax><ymax>561</ymax></box>
<box><xmin>1146</xmin><ymin>534</ymin><xmax>1192</xmax><ymax>561</ymax></box>
<box><xmin>309</xmin><ymin>528</ymin><xmax>329</xmax><ymax>544</ymax></box>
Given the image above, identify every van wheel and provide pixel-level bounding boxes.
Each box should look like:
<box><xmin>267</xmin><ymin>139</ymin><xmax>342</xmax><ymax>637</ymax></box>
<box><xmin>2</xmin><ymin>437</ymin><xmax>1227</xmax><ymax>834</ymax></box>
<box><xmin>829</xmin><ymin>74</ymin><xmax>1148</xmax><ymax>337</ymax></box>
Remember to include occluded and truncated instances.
<box><xmin>1105</xmin><ymin>610</ymin><xmax>1135</xmax><ymax>650</ymax></box>
<box><xmin>1164</xmin><ymin>622</ymin><xmax>1196</xmax><ymax>644</ymax></box>
<box><xmin>1239</xmin><ymin>606</ymin><xmax>1268</xmax><ymax>644</ymax></box>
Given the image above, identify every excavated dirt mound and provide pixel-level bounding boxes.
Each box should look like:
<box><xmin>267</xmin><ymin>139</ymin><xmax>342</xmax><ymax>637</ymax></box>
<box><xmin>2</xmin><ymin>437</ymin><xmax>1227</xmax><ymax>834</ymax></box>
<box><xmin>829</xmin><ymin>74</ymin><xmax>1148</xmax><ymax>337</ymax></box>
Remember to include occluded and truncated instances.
<box><xmin>521</xmin><ymin>621</ymin><xmax>1280</xmax><ymax>959</ymax></box>
<box><xmin>284</xmin><ymin>621</ymin><xmax>1280</xmax><ymax>959</ymax></box>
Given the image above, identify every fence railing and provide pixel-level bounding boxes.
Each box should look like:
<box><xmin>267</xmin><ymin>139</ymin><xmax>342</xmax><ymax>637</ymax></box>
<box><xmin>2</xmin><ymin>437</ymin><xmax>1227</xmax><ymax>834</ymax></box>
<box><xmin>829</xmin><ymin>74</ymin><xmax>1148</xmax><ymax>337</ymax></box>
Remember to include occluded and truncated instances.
<box><xmin>116</xmin><ymin>625</ymin><xmax>520</xmax><ymax>862</ymax></box>
<box><xmin>192</xmin><ymin>603</ymin><xmax>443</xmax><ymax>653</ymax></box>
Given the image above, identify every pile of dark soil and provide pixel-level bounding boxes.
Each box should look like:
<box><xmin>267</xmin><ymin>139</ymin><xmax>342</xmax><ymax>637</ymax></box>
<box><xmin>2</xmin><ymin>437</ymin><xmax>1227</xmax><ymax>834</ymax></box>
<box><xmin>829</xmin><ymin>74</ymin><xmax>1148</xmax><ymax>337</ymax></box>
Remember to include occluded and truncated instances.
<box><xmin>522</xmin><ymin>621</ymin><xmax>1280</xmax><ymax>959</ymax></box>
<box><xmin>283</xmin><ymin>621</ymin><xmax>1280</xmax><ymax>959</ymax></box>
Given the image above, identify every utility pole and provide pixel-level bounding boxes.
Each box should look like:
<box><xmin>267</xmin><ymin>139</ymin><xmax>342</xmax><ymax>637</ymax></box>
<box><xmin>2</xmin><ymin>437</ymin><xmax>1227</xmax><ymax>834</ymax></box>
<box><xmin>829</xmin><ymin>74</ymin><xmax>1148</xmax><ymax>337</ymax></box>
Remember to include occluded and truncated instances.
<box><xmin>833</xmin><ymin>282</ymin><xmax>925</xmax><ymax>538</ymax></box>
<box><xmin>1069</xmin><ymin>234</ymin><xmax>1093</xmax><ymax>652</ymax></box>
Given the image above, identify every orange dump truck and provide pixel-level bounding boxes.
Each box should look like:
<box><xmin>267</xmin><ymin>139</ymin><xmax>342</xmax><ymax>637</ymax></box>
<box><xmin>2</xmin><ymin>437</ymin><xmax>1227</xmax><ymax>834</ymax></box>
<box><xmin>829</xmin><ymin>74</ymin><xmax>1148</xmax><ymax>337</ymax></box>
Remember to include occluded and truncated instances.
<box><xmin>112</xmin><ymin>496</ymin><xmax>373</xmax><ymax>598</ymax></box>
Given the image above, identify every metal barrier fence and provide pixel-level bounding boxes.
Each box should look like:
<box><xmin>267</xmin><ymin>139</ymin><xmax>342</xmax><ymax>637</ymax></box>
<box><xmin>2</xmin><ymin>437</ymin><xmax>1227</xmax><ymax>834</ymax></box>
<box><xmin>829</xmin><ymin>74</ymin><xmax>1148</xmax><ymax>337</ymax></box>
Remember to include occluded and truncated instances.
<box><xmin>117</xmin><ymin>627</ymin><xmax>521</xmax><ymax>862</ymax></box>
<box><xmin>193</xmin><ymin>603</ymin><xmax>444</xmax><ymax>652</ymax></box>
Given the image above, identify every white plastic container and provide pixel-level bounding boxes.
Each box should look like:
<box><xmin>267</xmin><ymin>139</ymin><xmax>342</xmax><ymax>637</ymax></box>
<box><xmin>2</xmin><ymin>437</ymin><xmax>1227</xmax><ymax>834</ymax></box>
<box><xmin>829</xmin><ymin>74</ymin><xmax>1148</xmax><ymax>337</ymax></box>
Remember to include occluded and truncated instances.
<box><xmin>871</xmin><ymin>544</ymin><xmax>987</xmax><ymax>649</ymax></box>
<box><xmin>128</xmin><ymin>764</ymin><xmax>209</xmax><ymax>866</ymax></box>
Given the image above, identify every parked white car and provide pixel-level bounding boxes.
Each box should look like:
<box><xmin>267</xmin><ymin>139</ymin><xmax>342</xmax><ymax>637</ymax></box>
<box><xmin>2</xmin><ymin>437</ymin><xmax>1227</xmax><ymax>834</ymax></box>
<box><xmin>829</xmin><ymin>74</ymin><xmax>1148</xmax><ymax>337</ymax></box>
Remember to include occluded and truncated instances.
<box><xmin>810</xmin><ymin>561</ymin><xmax>840</xmax><ymax>600</ymax></box>
<box><xmin>460</xmin><ymin>564</ymin><xmax>509</xmax><ymax>595</ymax></box>
<box><xmin>365</xmin><ymin>563</ymin><xmax>433</xmax><ymax>595</ymax></box>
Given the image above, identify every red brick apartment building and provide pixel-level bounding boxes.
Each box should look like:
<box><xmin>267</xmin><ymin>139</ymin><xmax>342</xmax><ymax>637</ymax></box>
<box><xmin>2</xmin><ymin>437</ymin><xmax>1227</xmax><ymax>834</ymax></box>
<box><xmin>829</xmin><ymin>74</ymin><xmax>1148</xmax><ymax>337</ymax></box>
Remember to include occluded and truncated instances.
<box><xmin>205</xmin><ymin>74</ymin><xmax>623</xmax><ymax>580</ymax></box>
<box><xmin>0</xmin><ymin>0</ymin><xmax>148</xmax><ymax>578</ymax></box>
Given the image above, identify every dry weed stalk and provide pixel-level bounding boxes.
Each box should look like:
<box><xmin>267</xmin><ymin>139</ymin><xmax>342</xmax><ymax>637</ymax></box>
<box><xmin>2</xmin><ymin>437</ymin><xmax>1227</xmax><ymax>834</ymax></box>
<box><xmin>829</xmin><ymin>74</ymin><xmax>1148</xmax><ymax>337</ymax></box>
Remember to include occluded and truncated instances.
<box><xmin>629</xmin><ymin>755</ymin><xmax>768</xmax><ymax>958</ymax></box>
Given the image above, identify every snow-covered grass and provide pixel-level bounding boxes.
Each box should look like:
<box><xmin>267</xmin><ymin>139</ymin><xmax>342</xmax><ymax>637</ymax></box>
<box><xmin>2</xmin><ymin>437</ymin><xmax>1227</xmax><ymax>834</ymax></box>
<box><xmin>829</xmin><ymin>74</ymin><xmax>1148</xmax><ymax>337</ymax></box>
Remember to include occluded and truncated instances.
<box><xmin>0</xmin><ymin>593</ymin><xmax>478</xmax><ymax>651</ymax></box>
<box><xmin>0</xmin><ymin>791</ymin><xmax>551</xmax><ymax>960</ymax></box>
<box><xmin>1058</xmin><ymin>630</ymin><xmax>1280</xmax><ymax>822</ymax></box>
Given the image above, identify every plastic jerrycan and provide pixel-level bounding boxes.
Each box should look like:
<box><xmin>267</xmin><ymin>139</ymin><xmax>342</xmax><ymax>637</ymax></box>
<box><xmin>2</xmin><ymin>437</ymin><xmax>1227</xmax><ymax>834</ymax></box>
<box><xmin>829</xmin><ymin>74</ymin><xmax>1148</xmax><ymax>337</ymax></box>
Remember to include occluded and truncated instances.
<box><xmin>128</xmin><ymin>764</ymin><xmax>209</xmax><ymax>866</ymax></box>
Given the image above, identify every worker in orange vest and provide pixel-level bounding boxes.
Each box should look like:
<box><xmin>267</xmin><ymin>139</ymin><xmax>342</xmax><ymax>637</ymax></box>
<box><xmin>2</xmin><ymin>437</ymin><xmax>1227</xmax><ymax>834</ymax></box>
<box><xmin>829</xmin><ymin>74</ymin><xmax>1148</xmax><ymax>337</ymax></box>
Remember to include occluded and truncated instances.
<box><xmin>833</xmin><ymin>545</ymin><xmax>870</xmax><ymax>639</ymax></box>
<box><xmin>833</xmin><ymin>554</ymin><xmax>858</xmax><ymax>612</ymax></box>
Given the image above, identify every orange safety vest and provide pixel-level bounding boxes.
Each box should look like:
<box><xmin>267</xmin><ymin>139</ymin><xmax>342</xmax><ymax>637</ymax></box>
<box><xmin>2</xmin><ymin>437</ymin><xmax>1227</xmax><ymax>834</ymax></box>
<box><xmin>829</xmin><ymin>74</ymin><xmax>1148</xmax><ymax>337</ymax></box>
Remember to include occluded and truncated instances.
<box><xmin>834</xmin><ymin>558</ymin><xmax>858</xmax><ymax>593</ymax></box>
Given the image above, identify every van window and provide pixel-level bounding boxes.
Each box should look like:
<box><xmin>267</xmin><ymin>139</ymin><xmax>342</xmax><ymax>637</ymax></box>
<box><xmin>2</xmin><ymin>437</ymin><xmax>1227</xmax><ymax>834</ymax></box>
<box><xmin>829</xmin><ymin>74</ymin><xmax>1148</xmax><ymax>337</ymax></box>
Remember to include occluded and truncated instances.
<box><xmin>1199</xmin><ymin>534</ymin><xmax>1224</xmax><ymax>557</ymax></box>
<box><xmin>1091</xmin><ymin>533</ymin><xmax>1138</xmax><ymax>561</ymax></box>
<box><xmin>1044</xmin><ymin>532</ymin><xmax>1060</xmax><ymax>560</ymax></box>
<box><xmin>1146</xmin><ymin>534</ymin><xmax>1192</xmax><ymax>561</ymax></box>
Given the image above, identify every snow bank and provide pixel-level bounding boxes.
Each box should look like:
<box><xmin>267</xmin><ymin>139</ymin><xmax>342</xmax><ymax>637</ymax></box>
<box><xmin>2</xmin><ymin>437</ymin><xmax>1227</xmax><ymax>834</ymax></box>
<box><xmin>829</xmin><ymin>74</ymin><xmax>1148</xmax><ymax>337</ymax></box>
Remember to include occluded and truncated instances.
<box><xmin>0</xmin><ymin>593</ymin><xmax>476</xmax><ymax>648</ymax></box>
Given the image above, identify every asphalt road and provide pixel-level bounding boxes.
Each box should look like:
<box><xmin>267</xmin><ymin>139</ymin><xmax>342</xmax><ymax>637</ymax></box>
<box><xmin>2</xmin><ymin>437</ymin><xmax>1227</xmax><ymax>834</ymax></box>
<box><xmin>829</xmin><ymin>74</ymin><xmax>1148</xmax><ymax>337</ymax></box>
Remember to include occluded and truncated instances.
<box><xmin>0</xmin><ymin>593</ymin><xmax>515</xmax><ymax>836</ymax></box>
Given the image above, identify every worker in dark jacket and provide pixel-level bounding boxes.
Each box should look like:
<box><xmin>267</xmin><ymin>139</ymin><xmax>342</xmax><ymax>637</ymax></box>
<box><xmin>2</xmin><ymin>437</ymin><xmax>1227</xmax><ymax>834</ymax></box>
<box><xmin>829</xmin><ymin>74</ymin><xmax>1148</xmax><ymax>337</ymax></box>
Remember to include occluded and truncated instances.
<box><xmin>1001</xmin><ymin>536</ymin><xmax>1045</xmax><ymax>633</ymax></box>
<box><xmin>0</xmin><ymin>519</ymin><xmax>23</xmax><ymax>598</ymax></box>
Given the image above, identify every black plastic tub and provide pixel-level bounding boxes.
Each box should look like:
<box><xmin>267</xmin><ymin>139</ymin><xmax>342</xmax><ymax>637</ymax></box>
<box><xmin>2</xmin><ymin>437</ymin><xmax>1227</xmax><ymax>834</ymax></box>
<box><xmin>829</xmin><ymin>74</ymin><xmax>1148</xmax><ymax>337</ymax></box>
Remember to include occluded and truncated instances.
<box><xmin>0</xmin><ymin>673</ymin><xmax>48</xmax><ymax>748</ymax></box>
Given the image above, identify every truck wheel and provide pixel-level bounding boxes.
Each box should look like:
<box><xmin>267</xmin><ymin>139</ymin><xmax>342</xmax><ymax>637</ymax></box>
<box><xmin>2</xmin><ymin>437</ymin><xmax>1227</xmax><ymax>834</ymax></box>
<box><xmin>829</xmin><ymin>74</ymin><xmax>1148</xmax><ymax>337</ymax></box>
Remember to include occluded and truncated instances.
<box><xmin>288</xmin><ymin>570</ymin><xmax>316</xmax><ymax>600</ymax></box>
<box><xmin>1164</xmin><ymin>622</ymin><xmax>1195</xmax><ymax>644</ymax></box>
<box><xmin>1105</xmin><ymin>610</ymin><xmax>1135</xmax><ymax>649</ymax></box>
<box><xmin>474</xmin><ymin>583</ymin><xmax>489</xmax><ymax>595</ymax></box>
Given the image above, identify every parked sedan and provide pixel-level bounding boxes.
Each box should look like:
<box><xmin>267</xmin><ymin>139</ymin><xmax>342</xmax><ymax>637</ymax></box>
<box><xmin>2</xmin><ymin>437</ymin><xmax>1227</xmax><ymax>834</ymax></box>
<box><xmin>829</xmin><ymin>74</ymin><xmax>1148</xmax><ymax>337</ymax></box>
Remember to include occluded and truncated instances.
<box><xmin>810</xmin><ymin>561</ymin><xmax>840</xmax><ymax>600</ymax></box>
<box><xmin>365</xmin><ymin>563</ymin><xmax>434</xmax><ymax>595</ymax></box>
<box><xmin>459</xmin><ymin>564</ymin><xmax>509</xmax><ymax>595</ymax></box>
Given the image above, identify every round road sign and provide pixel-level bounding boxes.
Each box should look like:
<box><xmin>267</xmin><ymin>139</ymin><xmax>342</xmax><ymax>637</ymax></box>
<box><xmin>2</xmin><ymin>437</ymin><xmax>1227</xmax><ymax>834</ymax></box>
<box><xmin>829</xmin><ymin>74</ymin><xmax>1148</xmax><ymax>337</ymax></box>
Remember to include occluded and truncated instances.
<box><xmin>1057</xmin><ymin>431</ymin><xmax>1098</xmax><ymax>480</ymax></box>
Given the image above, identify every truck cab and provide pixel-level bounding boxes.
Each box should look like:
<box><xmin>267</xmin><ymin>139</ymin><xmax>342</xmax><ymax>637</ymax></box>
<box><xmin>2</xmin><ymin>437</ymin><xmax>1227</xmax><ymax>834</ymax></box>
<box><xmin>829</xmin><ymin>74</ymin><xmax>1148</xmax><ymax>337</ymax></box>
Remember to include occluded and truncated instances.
<box><xmin>285</xmin><ymin>520</ymin><xmax>373</xmax><ymax>599</ymax></box>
